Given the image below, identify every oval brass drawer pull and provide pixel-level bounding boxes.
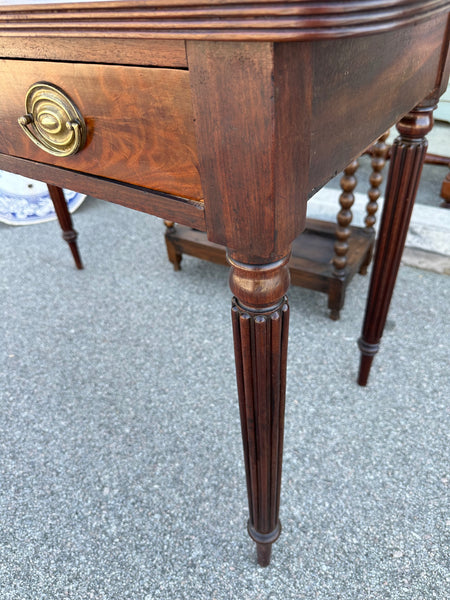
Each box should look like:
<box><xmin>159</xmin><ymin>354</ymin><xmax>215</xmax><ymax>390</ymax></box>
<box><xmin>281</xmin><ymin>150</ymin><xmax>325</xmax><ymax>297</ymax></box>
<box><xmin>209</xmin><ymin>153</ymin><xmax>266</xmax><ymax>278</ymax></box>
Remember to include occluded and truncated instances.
<box><xmin>18</xmin><ymin>82</ymin><xmax>86</xmax><ymax>157</ymax></box>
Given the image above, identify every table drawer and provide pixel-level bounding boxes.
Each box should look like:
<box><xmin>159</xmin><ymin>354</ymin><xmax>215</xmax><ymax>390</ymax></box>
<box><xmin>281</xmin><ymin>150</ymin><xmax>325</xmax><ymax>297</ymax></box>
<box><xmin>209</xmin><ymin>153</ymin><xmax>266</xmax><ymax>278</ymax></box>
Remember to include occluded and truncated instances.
<box><xmin>0</xmin><ymin>59</ymin><xmax>203</xmax><ymax>201</ymax></box>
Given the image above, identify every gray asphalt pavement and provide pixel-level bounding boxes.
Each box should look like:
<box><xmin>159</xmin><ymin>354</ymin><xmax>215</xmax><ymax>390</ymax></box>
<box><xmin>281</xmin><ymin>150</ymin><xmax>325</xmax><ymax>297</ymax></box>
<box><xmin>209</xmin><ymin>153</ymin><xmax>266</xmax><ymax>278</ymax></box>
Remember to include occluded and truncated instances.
<box><xmin>0</xmin><ymin>195</ymin><xmax>449</xmax><ymax>599</ymax></box>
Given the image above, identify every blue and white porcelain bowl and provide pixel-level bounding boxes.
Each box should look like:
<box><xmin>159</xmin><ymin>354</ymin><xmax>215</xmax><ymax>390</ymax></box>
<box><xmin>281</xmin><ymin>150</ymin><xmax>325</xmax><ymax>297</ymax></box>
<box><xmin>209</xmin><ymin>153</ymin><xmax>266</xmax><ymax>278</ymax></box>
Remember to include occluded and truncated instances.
<box><xmin>0</xmin><ymin>171</ymin><xmax>86</xmax><ymax>225</ymax></box>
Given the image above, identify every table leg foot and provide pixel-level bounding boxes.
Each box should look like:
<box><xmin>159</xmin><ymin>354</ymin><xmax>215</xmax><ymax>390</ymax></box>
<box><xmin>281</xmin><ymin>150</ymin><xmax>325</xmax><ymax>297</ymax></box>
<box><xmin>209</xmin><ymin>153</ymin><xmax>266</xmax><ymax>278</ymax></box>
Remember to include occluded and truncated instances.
<box><xmin>164</xmin><ymin>221</ymin><xmax>183</xmax><ymax>271</ymax></box>
<box><xmin>229</xmin><ymin>253</ymin><xmax>290</xmax><ymax>567</ymax></box>
<box><xmin>47</xmin><ymin>184</ymin><xmax>83</xmax><ymax>270</ymax></box>
<box><xmin>359</xmin><ymin>264</ymin><xmax>369</xmax><ymax>276</ymax></box>
<box><xmin>256</xmin><ymin>543</ymin><xmax>272</xmax><ymax>567</ymax></box>
<box><xmin>62</xmin><ymin>229</ymin><xmax>83</xmax><ymax>271</ymax></box>
<box><xmin>328</xmin><ymin>277</ymin><xmax>344</xmax><ymax>321</ymax></box>
<box><xmin>248</xmin><ymin>521</ymin><xmax>281</xmax><ymax>567</ymax></box>
<box><xmin>359</xmin><ymin>239</ymin><xmax>375</xmax><ymax>276</ymax></box>
<box><xmin>440</xmin><ymin>166</ymin><xmax>450</xmax><ymax>208</ymax></box>
<box><xmin>357</xmin><ymin>339</ymin><xmax>379</xmax><ymax>386</ymax></box>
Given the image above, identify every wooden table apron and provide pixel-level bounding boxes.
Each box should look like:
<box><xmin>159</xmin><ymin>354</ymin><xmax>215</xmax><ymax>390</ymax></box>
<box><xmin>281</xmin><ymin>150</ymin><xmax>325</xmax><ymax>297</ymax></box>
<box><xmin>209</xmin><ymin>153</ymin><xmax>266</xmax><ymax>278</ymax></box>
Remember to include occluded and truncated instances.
<box><xmin>0</xmin><ymin>1</ymin><xmax>449</xmax><ymax>567</ymax></box>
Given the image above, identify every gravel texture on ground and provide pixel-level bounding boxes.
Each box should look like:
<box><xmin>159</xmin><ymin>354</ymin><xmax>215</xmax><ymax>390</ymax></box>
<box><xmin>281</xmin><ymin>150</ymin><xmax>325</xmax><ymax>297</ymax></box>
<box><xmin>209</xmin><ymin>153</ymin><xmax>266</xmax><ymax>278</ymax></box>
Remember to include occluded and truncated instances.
<box><xmin>1</xmin><ymin>197</ymin><xmax>449</xmax><ymax>600</ymax></box>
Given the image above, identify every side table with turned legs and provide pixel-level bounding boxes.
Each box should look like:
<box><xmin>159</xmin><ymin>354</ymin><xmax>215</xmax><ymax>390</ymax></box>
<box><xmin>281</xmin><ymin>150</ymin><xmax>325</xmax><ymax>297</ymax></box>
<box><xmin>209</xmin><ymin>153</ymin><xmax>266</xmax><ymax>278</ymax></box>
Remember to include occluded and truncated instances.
<box><xmin>0</xmin><ymin>1</ymin><xmax>448</xmax><ymax>567</ymax></box>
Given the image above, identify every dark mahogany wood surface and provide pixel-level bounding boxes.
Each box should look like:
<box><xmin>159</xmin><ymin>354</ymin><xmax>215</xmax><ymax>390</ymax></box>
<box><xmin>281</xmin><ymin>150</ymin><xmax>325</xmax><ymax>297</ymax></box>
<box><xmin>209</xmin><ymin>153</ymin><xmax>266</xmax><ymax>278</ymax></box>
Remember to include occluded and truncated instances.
<box><xmin>0</xmin><ymin>154</ymin><xmax>206</xmax><ymax>230</ymax></box>
<box><xmin>308</xmin><ymin>14</ymin><xmax>449</xmax><ymax>197</ymax></box>
<box><xmin>0</xmin><ymin>59</ymin><xmax>203</xmax><ymax>200</ymax></box>
<box><xmin>0</xmin><ymin>37</ymin><xmax>188</xmax><ymax>67</ymax></box>
<box><xmin>187</xmin><ymin>40</ymin><xmax>310</xmax><ymax>260</ymax></box>
<box><xmin>1</xmin><ymin>1</ymin><xmax>449</xmax><ymax>40</ymax></box>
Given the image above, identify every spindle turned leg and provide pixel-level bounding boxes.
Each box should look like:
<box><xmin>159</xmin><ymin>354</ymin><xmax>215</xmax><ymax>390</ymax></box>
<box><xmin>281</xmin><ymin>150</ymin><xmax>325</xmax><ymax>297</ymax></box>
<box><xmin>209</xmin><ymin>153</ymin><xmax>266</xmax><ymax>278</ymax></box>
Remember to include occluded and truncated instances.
<box><xmin>358</xmin><ymin>102</ymin><xmax>434</xmax><ymax>386</ymax></box>
<box><xmin>47</xmin><ymin>184</ymin><xmax>83</xmax><ymax>270</ymax></box>
<box><xmin>229</xmin><ymin>252</ymin><xmax>290</xmax><ymax>567</ymax></box>
<box><xmin>360</xmin><ymin>131</ymin><xmax>390</xmax><ymax>275</ymax></box>
<box><xmin>329</xmin><ymin>159</ymin><xmax>359</xmax><ymax>320</ymax></box>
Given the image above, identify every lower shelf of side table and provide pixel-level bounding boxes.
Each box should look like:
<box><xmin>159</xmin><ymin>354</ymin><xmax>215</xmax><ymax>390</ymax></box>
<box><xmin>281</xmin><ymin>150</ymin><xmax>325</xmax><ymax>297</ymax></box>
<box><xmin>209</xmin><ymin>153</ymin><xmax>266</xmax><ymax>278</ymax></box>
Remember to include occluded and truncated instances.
<box><xmin>165</xmin><ymin>218</ymin><xmax>375</xmax><ymax>319</ymax></box>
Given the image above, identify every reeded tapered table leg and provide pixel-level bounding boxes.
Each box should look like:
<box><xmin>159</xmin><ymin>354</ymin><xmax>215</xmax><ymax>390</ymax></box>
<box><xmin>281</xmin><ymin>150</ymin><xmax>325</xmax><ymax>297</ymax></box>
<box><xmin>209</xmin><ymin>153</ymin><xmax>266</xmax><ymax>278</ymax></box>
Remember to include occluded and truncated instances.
<box><xmin>357</xmin><ymin>102</ymin><xmax>435</xmax><ymax>386</ymax></box>
<box><xmin>229</xmin><ymin>252</ymin><xmax>290</xmax><ymax>567</ymax></box>
<box><xmin>47</xmin><ymin>184</ymin><xmax>83</xmax><ymax>270</ymax></box>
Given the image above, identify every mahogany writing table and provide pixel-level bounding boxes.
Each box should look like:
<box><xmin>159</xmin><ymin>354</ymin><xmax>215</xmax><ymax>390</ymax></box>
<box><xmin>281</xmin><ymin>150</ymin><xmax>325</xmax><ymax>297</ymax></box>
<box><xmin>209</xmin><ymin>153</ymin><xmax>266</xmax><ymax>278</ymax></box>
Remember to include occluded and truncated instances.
<box><xmin>0</xmin><ymin>0</ymin><xmax>449</xmax><ymax>567</ymax></box>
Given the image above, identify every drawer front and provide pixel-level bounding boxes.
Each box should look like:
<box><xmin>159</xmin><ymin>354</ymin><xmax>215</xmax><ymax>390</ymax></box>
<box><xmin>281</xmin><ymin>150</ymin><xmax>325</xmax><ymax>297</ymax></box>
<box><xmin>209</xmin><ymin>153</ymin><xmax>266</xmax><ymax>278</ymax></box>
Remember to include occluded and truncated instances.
<box><xmin>0</xmin><ymin>59</ymin><xmax>203</xmax><ymax>201</ymax></box>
